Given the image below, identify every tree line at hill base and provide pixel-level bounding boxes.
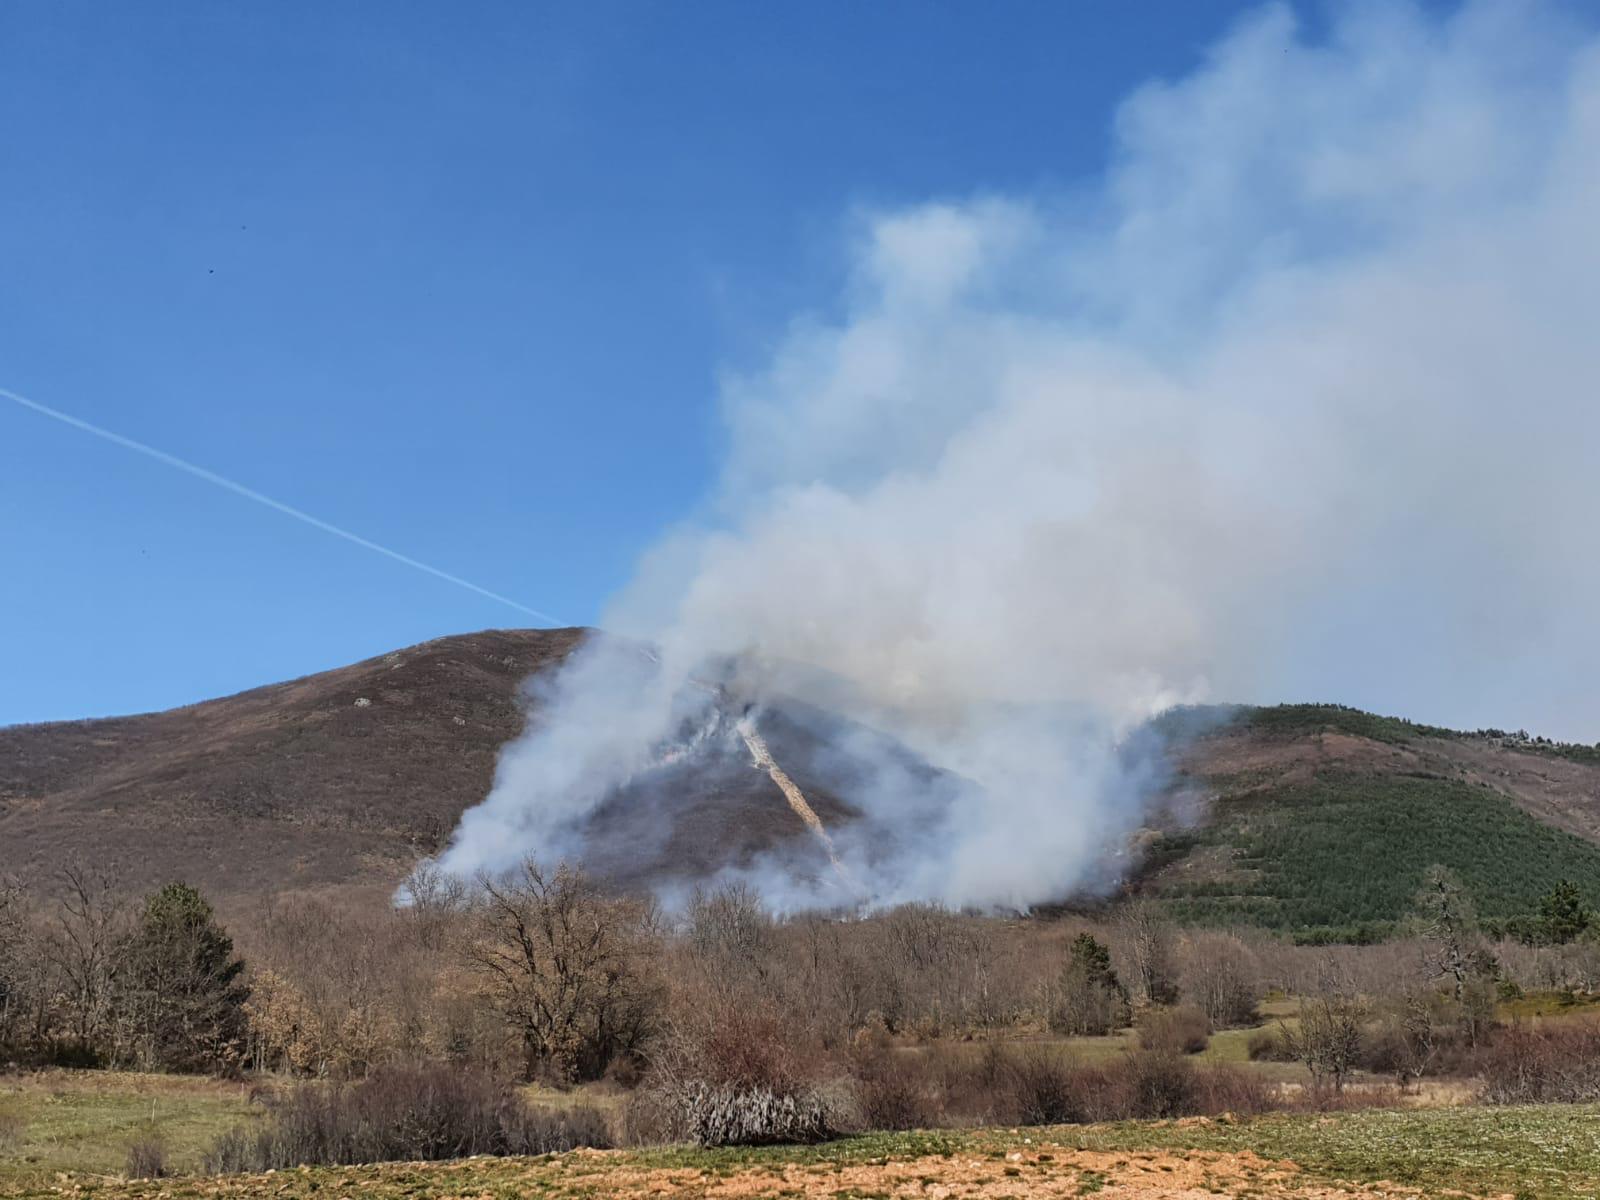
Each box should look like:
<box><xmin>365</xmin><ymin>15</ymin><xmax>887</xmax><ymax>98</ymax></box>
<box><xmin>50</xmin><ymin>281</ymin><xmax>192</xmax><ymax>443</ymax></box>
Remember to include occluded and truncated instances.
<box><xmin>4</xmin><ymin>859</ymin><xmax>1600</xmax><ymax>1178</ymax></box>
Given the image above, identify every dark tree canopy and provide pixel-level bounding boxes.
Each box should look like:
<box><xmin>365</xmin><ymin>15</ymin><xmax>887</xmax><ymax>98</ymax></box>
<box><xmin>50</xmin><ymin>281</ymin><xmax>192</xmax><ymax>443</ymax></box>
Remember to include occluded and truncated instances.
<box><xmin>1068</xmin><ymin>932</ymin><xmax>1122</xmax><ymax>994</ymax></box>
<box><xmin>1537</xmin><ymin>880</ymin><xmax>1592</xmax><ymax>946</ymax></box>
<box><xmin>124</xmin><ymin>882</ymin><xmax>248</xmax><ymax>1072</ymax></box>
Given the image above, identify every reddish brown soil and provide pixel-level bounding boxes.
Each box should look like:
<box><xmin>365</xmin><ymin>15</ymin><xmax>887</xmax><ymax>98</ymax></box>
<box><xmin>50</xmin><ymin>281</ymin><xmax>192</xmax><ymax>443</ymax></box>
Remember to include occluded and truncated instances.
<box><xmin>26</xmin><ymin>1140</ymin><xmax>1488</xmax><ymax>1199</ymax></box>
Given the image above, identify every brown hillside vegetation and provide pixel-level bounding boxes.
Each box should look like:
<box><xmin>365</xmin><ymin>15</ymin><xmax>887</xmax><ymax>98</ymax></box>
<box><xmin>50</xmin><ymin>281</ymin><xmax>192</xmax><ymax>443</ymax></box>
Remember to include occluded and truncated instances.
<box><xmin>0</xmin><ymin>629</ymin><xmax>583</xmax><ymax>908</ymax></box>
<box><xmin>0</xmin><ymin>628</ymin><xmax>889</xmax><ymax>908</ymax></box>
<box><xmin>2</xmin><ymin>628</ymin><xmax>1598</xmax><ymax>917</ymax></box>
<box><xmin>1188</xmin><ymin>722</ymin><xmax>1600</xmax><ymax>839</ymax></box>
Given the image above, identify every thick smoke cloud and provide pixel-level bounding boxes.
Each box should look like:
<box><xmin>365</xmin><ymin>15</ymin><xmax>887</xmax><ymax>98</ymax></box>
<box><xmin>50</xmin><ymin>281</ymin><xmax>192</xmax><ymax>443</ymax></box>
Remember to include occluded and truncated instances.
<box><xmin>438</xmin><ymin>2</ymin><xmax>1600</xmax><ymax>906</ymax></box>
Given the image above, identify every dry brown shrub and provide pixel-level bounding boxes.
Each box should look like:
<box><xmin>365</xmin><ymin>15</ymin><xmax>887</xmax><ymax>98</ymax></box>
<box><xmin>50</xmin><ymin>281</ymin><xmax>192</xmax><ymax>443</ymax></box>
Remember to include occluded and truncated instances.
<box><xmin>0</xmin><ymin>1111</ymin><xmax>26</xmax><ymax>1153</ymax></box>
<box><xmin>1004</xmin><ymin>1047</ymin><xmax>1087</xmax><ymax>1126</ymax></box>
<box><xmin>125</xmin><ymin>1134</ymin><xmax>166</xmax><ymax>1179</ymax></box>
<box><xmin>1247</xmin><ymin>1027</ymin><xmax>1294</xmax><ymax>1061</ymax></box>
<box><xmin>1477</xmin><ymin>1019</ymin><xmax>1600</xmax><ymax>1103</ymax></box>
<box><xmin>848</xmin><ymin>1046</ymin><xmax>941</xmax><ymax>1131</ymax></box>
<box><xmin>204</xmin><ymin>1062</ymin><xmax>610</xmax><ymax>1171</ymax></box>
<box><xmin>1137</xmin><ymin>1004</ymin><xmax>1212</xmax><ymax>1054</ymax></box>
<box><xmin>875</xmin><ymin>1044</ymin><xmax>1286</xmax><ymax>1128</ymax></box>
<box><xmin>643</xmin><ymin>994</ymin><xmax>836</xmax><ymax>1146</ymax></box>
<box><xmin>1191</xmin><ymin>1062</ymin><xmax>1275</xmax><ymax>1116</ymax></box>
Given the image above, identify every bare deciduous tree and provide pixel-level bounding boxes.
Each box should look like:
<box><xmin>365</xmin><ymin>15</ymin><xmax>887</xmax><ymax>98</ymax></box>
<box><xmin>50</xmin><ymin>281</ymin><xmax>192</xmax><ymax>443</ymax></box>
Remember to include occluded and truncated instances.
<box><xmin>470</xmin><ymin>859</ymin><xmax>657</xmax><ymax>1083</ymax></box>
<box><xmin>44</xmin><ymin>863</ymin><xmax>130</xmax><ymax>1057</ymax></box>
<box><xmin>1393</xmin><ymin>988</ymin><xmax>1441</xmax><ymax>1090</ymax></box>
<box><xmin>398</xmin><ymin>861</ymin><xmax>469</xmax><ymax>952</ymax></box>
<box><xmin>0</xmin><ymin>877</ymin><xmax>34</xmax><ymax>1053</ymax></box>
<box><xmin>686</xmin><ymin>882</ymin><xmax>775</xmax><ymax>998</ymax></box>
<box><xmin>1116</xmin><ymin>900</ymin><xmax>1179</xmax><ymax>1008</ymax></box>
<box><xmin>1179</xmin><ymin>931</ymin><xmax>1261</xmax><ymax>1028</ymax></box>
<box><xmin>1281</xmin><ymin>963</ymin><xmax>1365</xmax><ymax>1096</ymax></box>
<box><xmin>1413</xmin><ymin>865</ymin><xmax>1476</xmax><ymax>1002</ymax></box>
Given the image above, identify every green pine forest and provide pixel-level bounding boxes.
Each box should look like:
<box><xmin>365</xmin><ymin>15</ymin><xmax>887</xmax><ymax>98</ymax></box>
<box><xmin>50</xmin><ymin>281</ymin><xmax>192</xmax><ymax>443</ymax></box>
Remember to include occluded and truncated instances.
<box><xmin>1144</xmin><ymin>705</ymin><xmax>1600</xmax><ymax>943</ymax></box>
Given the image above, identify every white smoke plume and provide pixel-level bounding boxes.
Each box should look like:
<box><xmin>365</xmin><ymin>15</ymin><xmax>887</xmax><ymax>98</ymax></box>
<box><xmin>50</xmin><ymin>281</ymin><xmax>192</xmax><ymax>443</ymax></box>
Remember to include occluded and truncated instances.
<box><xmin>438</xmin><ymin>1</ymin><xmax>1600</xmax><ymax>907</ymax></box>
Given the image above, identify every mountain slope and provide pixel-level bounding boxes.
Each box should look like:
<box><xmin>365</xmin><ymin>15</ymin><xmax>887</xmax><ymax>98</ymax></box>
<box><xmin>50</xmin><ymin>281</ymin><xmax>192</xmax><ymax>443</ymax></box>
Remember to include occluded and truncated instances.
<box><xmin>3</xmin><ymin>636</ymin><xmax>1598</xmax><ymax>932</ymax></box>
<box><xmin>0</xmin><ymin>628</ymin><xmax>585</xmax><ymax>908</ymax></box>
<box><xmin>0</xmin><ymin>628</ymin><xmax>950</xmax><ymax>910</ymax></box>
<box><xmin>1140</xmin><ymin>705</ymin><xmax>1600</xmax><ymax>938</ymax></box>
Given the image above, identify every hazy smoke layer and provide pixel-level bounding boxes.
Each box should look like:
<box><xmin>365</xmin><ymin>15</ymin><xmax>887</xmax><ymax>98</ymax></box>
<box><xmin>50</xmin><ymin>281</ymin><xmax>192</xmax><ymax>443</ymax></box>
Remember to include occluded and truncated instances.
<box><xmin>439</xmin><ymin>2</ymin><xmax>1600</xmax><ymax>906</ymax></box>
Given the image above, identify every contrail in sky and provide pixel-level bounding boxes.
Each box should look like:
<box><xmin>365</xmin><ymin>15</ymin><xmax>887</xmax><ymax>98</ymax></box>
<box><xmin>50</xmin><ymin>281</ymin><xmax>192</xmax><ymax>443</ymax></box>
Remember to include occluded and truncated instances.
<box><xmin>2</xmin><ymin>386</ymin><xmax>564</xmax><ymax>626</ymax></box>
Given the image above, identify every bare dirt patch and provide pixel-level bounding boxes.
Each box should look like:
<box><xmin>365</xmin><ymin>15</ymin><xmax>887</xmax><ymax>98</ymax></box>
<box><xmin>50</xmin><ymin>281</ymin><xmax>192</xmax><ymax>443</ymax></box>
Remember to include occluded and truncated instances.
<box><xmin>41</xmin><ymin>1139</ymin><xmax>1480</xmax><ymax>1200</ymax></box>
<box><xmin>592</xmin><ymin>1144</ymin><xmax>1407</xmax><ymax>1198</ymax></box>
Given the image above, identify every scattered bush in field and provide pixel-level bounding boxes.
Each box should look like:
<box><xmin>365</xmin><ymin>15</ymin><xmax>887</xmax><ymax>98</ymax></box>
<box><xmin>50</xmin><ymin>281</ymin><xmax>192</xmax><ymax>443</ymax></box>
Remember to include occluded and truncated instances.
<box><xmin>666</xmin><ymin>1081</ymin><xmax>831</xmax><ymax>1147</ymax></box>
<box><xmin>204</xmin><ymin>1063</ymin><xmax>610</xmax><ymax>1171</ymax></box>
<box><xmin>849</xmin><ymin>1049</ymin><xmax>939</xmax><ymax>1131</ymax></box>
<box><xmin>125</xmin><ymin>1134</ymin><xmax>166</xmax><ymax>1179</ymax></box>
<box><xmin>1137</xmin><ymin>1005</ymin><xmax>1212</xmax><ymax>1055</ymax></box>
<box><xmin>1358</xmin><ymin>1015</ymin><xmax>1414</xmax><ymax>1080</ymax></box>
<box><xmin>0</xmin><ymin>1111</ymin><xmax>25</xmax><ymax>1153</ymax></box>
<box><xmin>1246</xmin><ymin>1028</ymin><xmax>1294</xmax><ymax>1062</ymax></box>
<box><xmin>644</xmin><ymin>998</ymin><xmax>835</xmax><ymax>1146</ymax></box>
<box><xmin>656</xmin><ymin>999</ymin><xmax>819</xmax><ymax>1098</ymax></box>
<box><xmin>1477</xmin><ymin>1020</ymin><xmax>1600</xmax><ymax>1104</ymax></box>
<box><xmin>201</xmin><ymin>1128</ymin><xmax>255</xmax><ymax>1175</ymax></box>
<box><xmin>1088</xmin><ymin>1054</ymin><xmax>1278</xmax><ymax>1121</ymax></box>
<box><xmin>1358</xmin><ymin>990</ymin><xmax>1474</xmax><ymax>1086</ymax></box>
<box><xmin>504</xmin><ymin>1098</ymin><xmax>612</xmax><ymax>1155</ymax></box>
<box><xmin>909</xmin><ymin>1041</ymin><xmax>1018</xmax><ymax>1128</ymax></box>
<box><xmin>859</xmin><ymin>1038</ymin><xmax>1246</xmax><ymax>1137</ymax></box>
<box><xmin>1023</xmin><ymin>1050</ymin><xmax>1274</xmax><ymax>1124</ymax></box>
<box><xmin>1122</xmin><ymin>1051</ymin><xmax>1197</xmax><ymax>1118</ymax></box>
<box><xmin>1005</xmin><ymin>1048</ymin><xmax>1085</xmax><ymax>1126</ymax></box>
<box><xmin>1191</xmin><ymin>1062</ymin><xmax>1275</xmax><ymax>1116</ymax></box>
<box><xmin>1280</xmin><ymin>1081</ymin><xmax>1403</xmax><ymax>1112</ymax></box>
<box><xmin>971</xmin><ymin>1040</ymin><xmax>1011</xmax><ymax>1093</ymax></box>
<box><xmin>839</xmin><ymin>1044</ymin><xmax>1282</xmax><ymax>1132</ymax></box>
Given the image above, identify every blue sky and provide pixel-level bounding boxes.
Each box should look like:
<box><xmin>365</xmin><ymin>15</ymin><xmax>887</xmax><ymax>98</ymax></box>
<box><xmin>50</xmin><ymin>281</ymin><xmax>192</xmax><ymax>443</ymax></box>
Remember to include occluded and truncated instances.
<box><xmin>0</xmin><ymin>0</ymin><xmax>1287</xmax><ymax>725</ymax></box>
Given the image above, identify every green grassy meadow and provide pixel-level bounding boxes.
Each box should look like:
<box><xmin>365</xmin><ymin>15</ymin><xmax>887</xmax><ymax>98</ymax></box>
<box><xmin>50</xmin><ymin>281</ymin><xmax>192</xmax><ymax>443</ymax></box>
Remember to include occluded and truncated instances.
<box><xmin>0</xmin><ymin>1071</ymin><xmax>260</xmax><ymax>1184</ymax></box>
<box><xmin>2</xmin><ymin>1102</ymin><xmax>1596</xmax><ymax>1199</ymax></box>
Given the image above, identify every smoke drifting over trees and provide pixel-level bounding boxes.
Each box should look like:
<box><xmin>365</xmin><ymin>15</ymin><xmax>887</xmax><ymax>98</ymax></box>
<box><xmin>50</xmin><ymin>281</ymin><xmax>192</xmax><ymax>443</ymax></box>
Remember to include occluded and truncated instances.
<box><xmin>439</xmin><ymin>2</ymin><xmax>1600</xmax><ymax>907</ymax></box>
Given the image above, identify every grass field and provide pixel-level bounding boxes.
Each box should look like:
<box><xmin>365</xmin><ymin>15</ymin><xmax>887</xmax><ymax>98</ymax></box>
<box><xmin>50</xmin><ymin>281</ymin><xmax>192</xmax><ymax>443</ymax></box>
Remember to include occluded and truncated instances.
<box><xmin>0</xmin><ymin>1071</ymin><xmax>259</xmax><ymax>1183</ymax></box>
<box><xmin>1</xmin><ymin>1103</ymin><xmax>1595</xmax><ymax>1199</ymax></box>
<box><xmin>0</xmin><ymin>1035</ymin><xmax>1589</xmax><ymax>1198</ymax></box>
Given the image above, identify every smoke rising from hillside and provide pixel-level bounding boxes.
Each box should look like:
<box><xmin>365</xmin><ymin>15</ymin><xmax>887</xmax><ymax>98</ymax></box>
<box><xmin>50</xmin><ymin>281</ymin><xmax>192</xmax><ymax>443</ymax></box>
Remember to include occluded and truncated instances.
<box><xmin>437</xmin><ymin>2</ymin><xmax>1600</xmax><ymax>906</ymax></box>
